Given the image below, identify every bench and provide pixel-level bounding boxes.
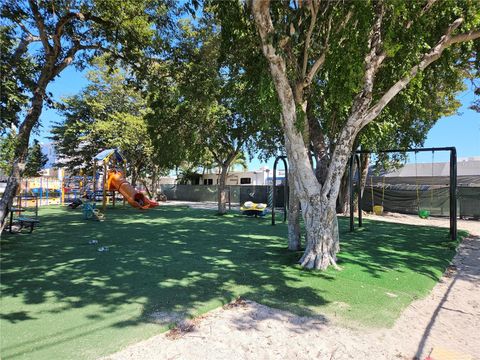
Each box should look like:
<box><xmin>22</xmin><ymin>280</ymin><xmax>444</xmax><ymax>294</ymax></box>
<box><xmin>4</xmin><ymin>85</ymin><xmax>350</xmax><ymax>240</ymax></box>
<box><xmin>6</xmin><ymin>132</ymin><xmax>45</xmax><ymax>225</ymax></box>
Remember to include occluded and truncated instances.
<box><xmin>15</xmin><ymin>217</ymin><xmax>40</xmax><ymax>233</ymax></box>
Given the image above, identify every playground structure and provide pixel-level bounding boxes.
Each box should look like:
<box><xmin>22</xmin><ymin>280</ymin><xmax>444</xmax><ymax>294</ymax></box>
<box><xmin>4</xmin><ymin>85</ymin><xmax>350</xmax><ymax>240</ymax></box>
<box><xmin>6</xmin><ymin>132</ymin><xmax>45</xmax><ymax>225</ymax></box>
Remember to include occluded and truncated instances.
<box><xmin>62</xmin><ymin>172</ymin><xmax>95</xmax><ymax>203</ymax></box>
<box><xmin>349</xmin><ymin>147</ymin><xmax>458</xmax><ymax>241</ymax></box>
<box><xmin>240</xmin><ymin>201</ymin><xmax>268</xmax><ymax>217</ymax></box>
<box><xmin>18</xmin><ymin>177</ymin><xmax>62</xmax><ymax>206</ymax></box>
<box><xmin>14</xmin><ymin>171</ymin><xmax>90</xmax><ymax>208</ymax></box>
<box><xmin>93</xmin><ymin>149</ymin><xmax>158</xmax><ymax>212</ymax></box>
<box><xmin>82</xmin><ymin>201</ymin><xmax>105</xmax><ymax>221</ymax></box>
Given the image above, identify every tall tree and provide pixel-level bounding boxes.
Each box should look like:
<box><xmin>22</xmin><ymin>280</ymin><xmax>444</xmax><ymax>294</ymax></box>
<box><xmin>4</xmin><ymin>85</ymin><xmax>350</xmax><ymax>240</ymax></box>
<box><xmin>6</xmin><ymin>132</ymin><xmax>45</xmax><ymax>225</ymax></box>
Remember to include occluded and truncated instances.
<box><xmin>0</xmin><ymin>132</ymin><xmax>17</xmax><ymax>175</ymax></box>
<box><xmin>0</xmin><ymin>0</ymin><xmax>173</xmax><ymax>231</ymax></box>
<box><xmin>148</xmin><ymin>12</ymin><xmax>277</xmax><ymax>214</ymax></box>
<box><xmin>0</xmin><ymin>26</ymin><xmax>36</xmax><ymax>133</ymax></box>
<box><xmin>250</xmin><ymin>0</ymin><xmax>479</xmax><ymax>269</ymax></box>
<box><xmin>51</xmin><ymin>59</ymin><xmax>160</xmax><ymax>186</ymax></box>
<box><xmin>23</xmin><ymin>139</ymin><xmax>48</xmax><ymax>177</ymax></box>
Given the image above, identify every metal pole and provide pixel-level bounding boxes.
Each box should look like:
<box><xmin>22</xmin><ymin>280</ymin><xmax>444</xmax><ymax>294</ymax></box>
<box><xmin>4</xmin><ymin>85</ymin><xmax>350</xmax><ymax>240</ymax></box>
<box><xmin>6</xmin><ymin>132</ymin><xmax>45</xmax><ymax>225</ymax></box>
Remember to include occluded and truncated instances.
<box><xmin>357</xmin><ymin>147</ymin><xmax>456</xmax><ymax>241</ymax></box>
<box><xmin>123</xmin><ymin>161</ymin><xmax>127</xmax><ymax>207</ymax></box>
<box><xmin>228</xmin><ymin>185</ymin><xmax>231</xmax><ymax>210</ymax></box>
<box><xmin>450</xmin><ymin>148</ymin><xmax>457</xmax><ymax>241</ymax></box>
<box><xmin>93</xmin><ymin>161</ymin><xmax>96</xmax><ymax>203</ymax></box>
<box><xmin>284</xmin><ymin>164</ymin><xmax>288</xmax><ymax>223</ymax></box>
<box><xmin>449</xmin><ymin>150</ymin><xmax>453</xmax><ymax>239</ymax></box>
<box><xmin>355</xmin><ymin>146</ymin><xmax>456</xmax><ymax>154</ymax></box>
<box><xmin>349</xmin><ymin>155</ymin><xmax>355</xmax><ymax>232</ymax></box>
<box><xmin>102</xmin><ymin>162</ymin><xmax>107</xmax><ymax>212</ymax></box>
<box><xmin>272</xmin><ymin>159</ymin><xmax>277</xmax><ymax>225</ymax></box>
<box><xmin>40</xmin><ymin>177</ymin><xmax>43</xmax><ymax>206</ymax></box>
<box><xmin>356</xmin><ymin>154</ymin><xmax>362</xmax><ymax>228</ymax></box>
<box><xmin>272</xmin><ymin>156</ymin><xmax>288</xmax><ymax>225</ymax></box>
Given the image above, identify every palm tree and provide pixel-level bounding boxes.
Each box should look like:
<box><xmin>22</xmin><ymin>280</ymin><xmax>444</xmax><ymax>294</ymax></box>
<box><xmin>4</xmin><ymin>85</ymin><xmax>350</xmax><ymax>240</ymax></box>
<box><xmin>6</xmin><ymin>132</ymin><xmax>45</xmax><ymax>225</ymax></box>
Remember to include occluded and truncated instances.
<box><xmin>228</xmin><ymin>152</ymin><xmax>248</xmax><ymax>173</ymax></box>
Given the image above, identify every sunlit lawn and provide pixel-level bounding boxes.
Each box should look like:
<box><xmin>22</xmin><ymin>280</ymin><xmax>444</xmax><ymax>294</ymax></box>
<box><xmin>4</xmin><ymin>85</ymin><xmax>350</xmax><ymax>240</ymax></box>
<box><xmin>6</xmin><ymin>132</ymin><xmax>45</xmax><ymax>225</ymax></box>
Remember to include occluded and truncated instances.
<box><xmin>0</xmin><ymin>205</ymin><xmax>461</xmax><ymax>360</ymax></box>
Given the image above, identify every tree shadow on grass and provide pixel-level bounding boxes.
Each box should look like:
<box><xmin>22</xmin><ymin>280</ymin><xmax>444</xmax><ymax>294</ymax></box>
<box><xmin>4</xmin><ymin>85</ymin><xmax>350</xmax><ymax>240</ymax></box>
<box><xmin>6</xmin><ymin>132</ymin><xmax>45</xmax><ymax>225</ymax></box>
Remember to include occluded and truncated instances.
<box><xmin>0</xmin><ymin>206</ymin><xmax>462</xmax><ymax>359</ymax></box>
<box><xmin>338</xmin><ymin>218</ymin><xmax>459</xmax><ymax>282</ymax></box>
<box><xmin>0</xmin><ymin>206</ymin><xmax>325</xmax><ymax>359</ymax></box>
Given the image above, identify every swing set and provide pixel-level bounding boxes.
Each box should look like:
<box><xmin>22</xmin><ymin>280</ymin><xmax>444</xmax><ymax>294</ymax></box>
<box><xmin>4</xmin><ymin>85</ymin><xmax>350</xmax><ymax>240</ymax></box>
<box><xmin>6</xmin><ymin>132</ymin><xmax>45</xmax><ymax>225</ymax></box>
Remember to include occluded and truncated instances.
<box><xmin>370</xmin><ymin>175</ymin><xmax>385</xmax><ymax>216</ymax></box>
<box><xmin>415</xmin><ymin>151</ymin><xmax>436</xmax><ymax>219</ymax></box>
<box><xmin>370</xmin><ymin>151</ymin><xmax>435</xmax><ymax>218</ymax></box>
<box><xmin>349</xmin><ymin>147</ymin><xmax>457</xmax><ymax>241</ymax></box>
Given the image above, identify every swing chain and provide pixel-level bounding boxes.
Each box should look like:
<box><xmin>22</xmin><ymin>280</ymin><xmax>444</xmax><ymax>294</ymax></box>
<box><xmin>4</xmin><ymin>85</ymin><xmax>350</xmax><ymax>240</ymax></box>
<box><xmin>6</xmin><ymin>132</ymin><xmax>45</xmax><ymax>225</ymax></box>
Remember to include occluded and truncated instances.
<box><xmin>415</xmin><ymin>151</ymin><xmax>420</xmax><ymax>211</ymax></box>
<box><xmin>430</xmin><ymin>150</ymin><xmax>435</xmax><ymax>211</ymax></box>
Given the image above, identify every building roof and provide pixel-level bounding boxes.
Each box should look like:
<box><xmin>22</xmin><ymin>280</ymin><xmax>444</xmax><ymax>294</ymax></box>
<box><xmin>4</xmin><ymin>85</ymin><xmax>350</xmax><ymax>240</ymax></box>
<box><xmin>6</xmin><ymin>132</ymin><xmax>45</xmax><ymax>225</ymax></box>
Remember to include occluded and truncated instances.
<box><xmin>385</xmin><ymin>158</ymin><xmax>480</xmax><ymax>177</ymax></box>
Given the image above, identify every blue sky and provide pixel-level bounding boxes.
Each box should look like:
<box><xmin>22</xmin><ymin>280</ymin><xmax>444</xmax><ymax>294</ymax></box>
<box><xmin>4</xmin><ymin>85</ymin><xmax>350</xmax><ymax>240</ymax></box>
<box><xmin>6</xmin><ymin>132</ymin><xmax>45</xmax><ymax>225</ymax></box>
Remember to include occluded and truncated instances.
<box><xmin>38</xmin><ymin>67</ymin><xmax>479</xmax><ymax>169</ymax></box>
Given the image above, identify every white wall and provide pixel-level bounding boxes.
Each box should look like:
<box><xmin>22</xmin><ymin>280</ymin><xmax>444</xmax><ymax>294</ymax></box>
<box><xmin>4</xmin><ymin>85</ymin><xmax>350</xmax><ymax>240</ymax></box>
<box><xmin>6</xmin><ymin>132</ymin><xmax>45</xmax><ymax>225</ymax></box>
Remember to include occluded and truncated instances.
<box><xmin>200</xmin><ymin>169</ymin><xmax>271</xmax><ymax>185</ymax></box>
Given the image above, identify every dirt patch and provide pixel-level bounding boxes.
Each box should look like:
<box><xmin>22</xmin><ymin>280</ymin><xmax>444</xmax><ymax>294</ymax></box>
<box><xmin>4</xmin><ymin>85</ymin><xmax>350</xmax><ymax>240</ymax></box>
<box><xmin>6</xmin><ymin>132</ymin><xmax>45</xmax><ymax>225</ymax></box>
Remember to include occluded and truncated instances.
<box><xmin>223</xmin><ymin>296</ymin><xmax>248</xmax><ymax>310</ymax></box>
<box><xmin>165</xmin><ymin>319</ymin><xmax>197</xmax><ymax>340</ymax></box>
<box><xmin>364</xmin><ymin>212</ymin><xmax>480</xmax><ymax>237</ymax></box>
<box><xmin>149</xmin><ymin>311</ymin><xmax>185</xmax><ymax>326</ymax></box>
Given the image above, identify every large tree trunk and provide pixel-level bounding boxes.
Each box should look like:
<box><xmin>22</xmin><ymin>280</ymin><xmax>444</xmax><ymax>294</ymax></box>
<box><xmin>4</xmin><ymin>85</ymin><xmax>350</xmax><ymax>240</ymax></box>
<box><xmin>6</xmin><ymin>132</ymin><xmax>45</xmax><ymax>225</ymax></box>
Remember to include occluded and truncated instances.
<box><xmin>299</xmin><ymin>200</ymin><xmax>340</xmax><ymax>270</ymax></box>
<box><xmin>150</xmin><ymin>166</ymin><xmax>158</xmax><ymax>196</ymax></box>
<box><xmin>141</xmin><ymin>179</ymin><xmax>152</xmax><ymax>198</ymax></box>
<box><xmin>336</xmin><ymin>169</ymin><xmax>350</xmax><ymax>214</ymax></box>
<box><xmin>0</xmin><ymin>167</ymin><xmax>20</xmax><ymax>235</ymax></box>
<box><xmin>217</xmin><ymin>164</ymin><xmax>229</xmax><ymax>215</ymax></box>
<box><xmin>0</xmin><ymin>24</ymin><xmax>83</xmax><ymax>231</ymax></box>
<box><xmin>0</xmin><ymin>88</ymin><xmax>45</xmax><ymax>233</ymax></box>
<box><xmin>287</xmin><ymin>171</ymin><xmax>301</xmax><ymax>251</ymax></box>
<box><xmin>131</xmin><ymin>165</ymin><xmax>140</xmax><ymax>188</ymax></box>
<box><xmin>252</xmin><ymin>1</ymin><xmax>348</xmax><ymax>269</ymax></box>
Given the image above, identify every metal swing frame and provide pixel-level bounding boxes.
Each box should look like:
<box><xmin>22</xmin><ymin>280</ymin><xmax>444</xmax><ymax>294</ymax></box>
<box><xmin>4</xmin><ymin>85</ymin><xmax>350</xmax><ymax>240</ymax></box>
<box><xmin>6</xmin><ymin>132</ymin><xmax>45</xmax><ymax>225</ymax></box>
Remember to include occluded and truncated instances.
<box><xmin>271</xmin><ymin>156</ymin><xmax>288</xmax><ymax>225</ymax></box>
<box><xmin>349</xmin><ymin>147</ymin><xmax>457</xmax><ymax>241</ymax></box>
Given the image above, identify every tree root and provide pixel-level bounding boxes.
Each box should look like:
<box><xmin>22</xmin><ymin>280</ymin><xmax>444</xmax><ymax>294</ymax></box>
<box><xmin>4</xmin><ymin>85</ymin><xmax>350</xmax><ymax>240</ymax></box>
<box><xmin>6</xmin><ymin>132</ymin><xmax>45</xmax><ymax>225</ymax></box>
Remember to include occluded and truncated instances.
<box><xmin>299</xmin><ymin>251</ymin><xmax>341</xmax><ymax>271</ymax></box>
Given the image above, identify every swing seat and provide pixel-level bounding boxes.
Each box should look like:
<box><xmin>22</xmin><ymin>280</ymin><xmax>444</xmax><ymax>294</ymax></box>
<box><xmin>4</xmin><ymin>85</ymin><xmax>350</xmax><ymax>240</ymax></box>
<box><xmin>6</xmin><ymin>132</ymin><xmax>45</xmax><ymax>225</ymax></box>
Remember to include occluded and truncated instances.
<box><xmin>418</xmin><ymin>209</ymin><xmax>430</xmax><ymax>219</ymax></box>
<box><xmin>373</xmin><ymin>205</ymin><xmax>384</xmax><ymax>215</ymax></box>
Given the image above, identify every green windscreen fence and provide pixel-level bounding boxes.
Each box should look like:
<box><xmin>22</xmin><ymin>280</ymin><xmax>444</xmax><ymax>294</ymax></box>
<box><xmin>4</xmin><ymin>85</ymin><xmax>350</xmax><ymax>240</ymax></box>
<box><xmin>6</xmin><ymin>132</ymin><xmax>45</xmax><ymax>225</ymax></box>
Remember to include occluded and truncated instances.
<box><xmin>159</xmin><ymin>184</ymin><xmax>286</xmax><ymax>207</ymax></box>
<box><xmin>361</xmin><ymin>186</ymin><xmax>480</xmax><ymax>218</ymax></box>
<box><xmin>159</xmin><ymin>183</ymin><xmax>479</xmax><ymax>219</ymax></box>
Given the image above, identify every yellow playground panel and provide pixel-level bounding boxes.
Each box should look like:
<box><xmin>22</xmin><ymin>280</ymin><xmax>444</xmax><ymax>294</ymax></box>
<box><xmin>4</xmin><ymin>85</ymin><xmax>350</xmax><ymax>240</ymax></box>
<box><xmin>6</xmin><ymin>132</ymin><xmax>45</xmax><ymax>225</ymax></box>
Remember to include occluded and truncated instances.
<box><xmin>20</xmin><ymin>177</ymin><xmax>62</xmax><ymax>206</ymax></box>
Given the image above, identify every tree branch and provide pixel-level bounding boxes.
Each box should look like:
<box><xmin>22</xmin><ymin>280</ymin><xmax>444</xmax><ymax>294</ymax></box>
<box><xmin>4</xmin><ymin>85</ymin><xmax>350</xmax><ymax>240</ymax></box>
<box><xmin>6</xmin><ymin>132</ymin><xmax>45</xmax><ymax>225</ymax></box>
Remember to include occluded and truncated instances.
<box><xmin>82</xmin><ymin>12</ymin><xmax>115</xmax><ymax>29</ymax></box>
<box><xmin>301</xmin><ymin>0</ymin><xmax>318</xmax><ymax>79</ymax></box>
<box><xmin>348</xmin><ymin>2</ymin><xmax>386</xmax><ymax>119</ymax></box>
<box><xmin>14</xmin><ymin>19</ymin><xmax>36</xmax><ymax>38</ymax></box>
<box><xmin>13</xmin><ymin>35</ymin><xmax>41</xmax><ymax>60</ymax></box>
<box><xmin>28</xmin><ymin>0</ymin><xmax>52</xmax><ymax>53</ymax></box>
<box><xmin>252</xmin><ymin>0</ymin><xmax>321</xmax><ymax>194</ymax></box>
<box><xmin>53</xmin><ymin>12</ymin><xmax>83</xmax><ymax>52</ymax></box>
<box><xmin>361</xmin><ymin>18</ymin><xmax>479</xmax><ymax>128</ymax></box>
<box><xmin>406</xmin><ymin>0</ymin><xmax>437</xmax><ymax>29</ymax></box>
<box><xmin>320</xmin><ymin>3</ymin><xmax>386</xmax><ymax>199</ymax></box>
<box><xmin>304</xmin><ymin>52</ymin><xmax>325</xmax><ymax>87</ymax></box>
<box><xmin>303</xmin><ymin>8</ymin><xmax>352</xmax><ymax>89</ymax></box>
<box><xmin>55</xmin><ymin>12</ymin><xmax>85</xmax><ymax>38</ymax></box>
<box><xmin>51</xmin><ymin>41</ymin><xmax>81</xmax><ymax>79</ymax></box>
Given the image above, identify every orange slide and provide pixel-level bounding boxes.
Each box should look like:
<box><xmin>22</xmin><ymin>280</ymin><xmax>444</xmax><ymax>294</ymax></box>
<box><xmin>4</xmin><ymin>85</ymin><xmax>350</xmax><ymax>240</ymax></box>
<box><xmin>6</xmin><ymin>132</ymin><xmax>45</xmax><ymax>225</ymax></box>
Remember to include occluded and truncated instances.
<box><xmin>106</xmin><ymin>170</ymin><xmax>159</xmax><ymax>209</ymax></box>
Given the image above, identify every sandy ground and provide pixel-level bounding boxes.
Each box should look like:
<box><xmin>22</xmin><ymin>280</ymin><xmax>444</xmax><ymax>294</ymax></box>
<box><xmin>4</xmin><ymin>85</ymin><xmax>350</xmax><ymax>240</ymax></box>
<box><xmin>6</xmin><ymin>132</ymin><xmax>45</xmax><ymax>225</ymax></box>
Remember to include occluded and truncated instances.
<box><xmin>103</xmin><ymin>206</ymin><xmax>480</xmax><ymax>360</ymax></box>
<box><xmin>363</xmin><ymin>211</ymin><xmax>479</xmax><ymax>239</ymax></box>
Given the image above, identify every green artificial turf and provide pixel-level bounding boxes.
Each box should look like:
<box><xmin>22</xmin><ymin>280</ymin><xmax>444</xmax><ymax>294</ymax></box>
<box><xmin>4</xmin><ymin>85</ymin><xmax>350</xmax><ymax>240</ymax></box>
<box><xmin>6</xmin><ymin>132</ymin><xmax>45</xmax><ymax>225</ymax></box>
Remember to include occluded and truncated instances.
<box><xmin>0</xmin><ymin>206</ymin><xmax>462</xmax><ymax>360</ymax></box>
